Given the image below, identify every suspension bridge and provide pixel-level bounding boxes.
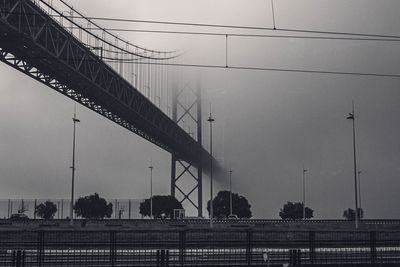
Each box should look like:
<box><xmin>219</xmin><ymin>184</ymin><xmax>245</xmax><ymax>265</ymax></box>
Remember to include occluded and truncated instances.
<box><xmin>0</xmin><ymin>0</ymin><xmax>221</xmax><ymax>217</ymax></box>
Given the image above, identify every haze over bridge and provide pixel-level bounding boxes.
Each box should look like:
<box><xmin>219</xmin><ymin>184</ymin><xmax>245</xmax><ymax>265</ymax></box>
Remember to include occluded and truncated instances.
<box><xmin>0</xmin><ymin>0</ymin><xmax>220</xmax><ymax>216</ymax></box>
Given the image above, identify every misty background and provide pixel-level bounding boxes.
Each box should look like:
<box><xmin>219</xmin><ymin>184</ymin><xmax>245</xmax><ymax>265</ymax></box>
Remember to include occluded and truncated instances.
<box><xmin>0</xmin><ymin>0</ymin><xmax>399</xmax><ymax>219</ymax></box>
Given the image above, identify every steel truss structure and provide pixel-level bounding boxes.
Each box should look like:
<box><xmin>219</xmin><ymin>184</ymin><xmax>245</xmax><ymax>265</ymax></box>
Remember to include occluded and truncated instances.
<box><xmin>0</xmin><ymin>0</ymin><xmax>209</xmax><ymax>166</ymax></box>
<box><xmin>171</xmin><ymin>85</ymin><xmax>203</xmax><ymax>217</ymax></box>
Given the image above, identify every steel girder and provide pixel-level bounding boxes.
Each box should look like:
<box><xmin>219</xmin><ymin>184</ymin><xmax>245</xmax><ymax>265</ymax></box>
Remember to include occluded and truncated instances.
<box><xmin>0</xmin><ymin>0</ymin><xmax>205</xmax><ymax>165</ymax></box>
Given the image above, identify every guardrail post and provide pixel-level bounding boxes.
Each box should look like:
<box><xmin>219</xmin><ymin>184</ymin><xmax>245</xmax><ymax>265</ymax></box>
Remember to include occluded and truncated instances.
<box><xmin>246</xmin><ymin>230</ymin><xmax>253</xmax><ymax>266</ymax></box>
<box><xmin>370</xmin><ymin>231</ymin><xmax>377</xmax><ymax>264</ymax></box>
<box><xmin>309</xmin><ymin>231</ymin><xmax>315</xmax><ymax>264</ymax></box>
<box><xmin>179</xmin><ymin>231</ymin><xmax>185</xmax><ymax>266</ymax></box>
<box><xmin>37</xmin><ymin>231</ymin><xmax>44</xmax><ymax>267</ymax></box>
<box><xmin>110</xmin><ymin>231</ymin><xmax>116</xmax><ymax>267</ymax></box>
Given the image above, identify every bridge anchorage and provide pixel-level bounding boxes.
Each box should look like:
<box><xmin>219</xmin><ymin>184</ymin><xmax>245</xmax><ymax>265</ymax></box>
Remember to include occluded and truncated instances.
<box><xmin>0</xmin><ymin>0</ymin><xmax>220</xmax><ymax>216</ymax></box>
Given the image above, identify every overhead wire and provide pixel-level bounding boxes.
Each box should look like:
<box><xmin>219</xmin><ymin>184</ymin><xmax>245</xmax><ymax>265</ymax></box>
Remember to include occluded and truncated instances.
<box><xmin>4</xmin><ymin>52</ymin><xmax>400</xmax><ymax>79</ymax></box>
<box><xmin>7</xmin><ymin>3</ymin><xmax>400</xmax><ymax>80</ymax></box>
<box><xmin>125</xmin><ymin>61</ymin><xmax>400</xmax><ymax>79</ymax></box>
<box><xmin>72</xmin><ymin>16</ymin><xmax>400</xmax><ymax>40</ymax></box>
<box><xmin>52</xmin><ymin>25</ymin><xmax>400</xmax><ymax>42</ymax></box>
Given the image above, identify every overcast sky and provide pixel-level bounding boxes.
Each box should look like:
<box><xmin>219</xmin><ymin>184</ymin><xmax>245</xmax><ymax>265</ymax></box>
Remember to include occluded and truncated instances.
<box><xmin>1</xmin><ymin>0</ymin><xmax>400</xmax><ymax>219</ymax></box>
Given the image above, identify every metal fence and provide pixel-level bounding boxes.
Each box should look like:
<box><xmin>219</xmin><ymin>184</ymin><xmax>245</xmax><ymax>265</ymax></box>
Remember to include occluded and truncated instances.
<box><xmin>0</xmin><ymin>199</ymin><xmax>143</xmax><ymax>220</ymax></box>
<box><xmin>0</xmin><ymin>229</ymin><xmax>399</xmax><ymax>266</ymax></box>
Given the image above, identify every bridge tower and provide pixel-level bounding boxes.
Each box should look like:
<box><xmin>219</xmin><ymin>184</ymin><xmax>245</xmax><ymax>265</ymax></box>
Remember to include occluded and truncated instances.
<box><xmin>170</xmin><ymin>84</ymin><xmax>203</xmax><ymax>217</ymax></box>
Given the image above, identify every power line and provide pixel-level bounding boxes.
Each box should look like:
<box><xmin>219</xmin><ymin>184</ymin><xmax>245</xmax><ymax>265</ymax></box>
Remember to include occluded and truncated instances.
<box><xmin>85</xmin><ymin>27</ymin><xmax>400</xmax><ymax>42</ymax></box>
<box><xmin>120</xmin><ymin>61</ymin><xmax>400</xmax><ymax>79</ymax></box>
<box><xmin>16</xmin><ymin>12</ymin><xmax>400</xmax><ymax>42</ymax></box>
<box><xmin>78</xmin><ymin>16</ymin><xmax>400</xmax><ymax>40</ymax></box>
<box><xmin>6</xmin><ymin>53</ymin><xmax>399</xmax><ymax>78</ymax></box>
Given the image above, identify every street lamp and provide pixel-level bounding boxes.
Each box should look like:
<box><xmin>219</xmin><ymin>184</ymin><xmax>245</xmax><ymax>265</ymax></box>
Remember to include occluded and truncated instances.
<box><xmin>149</xmin><ymin>161</ymin><xmax>153</xmax><ymax>219</ymax></box>
<box><xmin>358</xmin><ymin>170</ymin><xmax>362</xmax><ymax>211</ymax></box>
<box><xmin>346</xmin><ymin>100</ymin><xmax>359</xmax><ymax>229</ymax></box>
<box><xmin>302</xmin><ymin>167</ymin><xmax>307</xmax><ymax>219</ymax></box>
<box><xmin>208</xmin><ymin>111</ymin><xmax>215</xmax><ymax>228</ymax></box>
<box><xmin>229</xmin><ymin>169</ymin><xmax>233</xmax><ymax>216</ymax></box>
<box><xmin>70</xmin><ymin>108</ymin><xmax>80</xmax><ymax>226</ymax></box>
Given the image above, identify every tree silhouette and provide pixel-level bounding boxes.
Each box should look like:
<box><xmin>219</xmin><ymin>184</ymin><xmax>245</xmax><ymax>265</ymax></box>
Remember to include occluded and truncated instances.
<box><xmin>343</xmin><ymin>208</ymin><xmax>364</xmax><ymax>220</ymax></box>
<box><xmin>139</xmin><ymin>195</ymin><xmax>183</xmax><ymax>219</ymax></box>
<box><xmin>35</xmin><ymin>201</ymin><xmax>57</xmax><ymax>220</ymax></box>
<box><xmin>73</xmin><ymin>193</ymin><xmax>113</xmax><ymax>219</ymax></box>
<box><xmin>279</xmin><ymin>201</ymin><xmax>313</xmax><ymax>220</ymax></box>
<box><xmin>206</xmin><ymin>190</ymin><xmax>252</xmax><ymax>219</ymax></box>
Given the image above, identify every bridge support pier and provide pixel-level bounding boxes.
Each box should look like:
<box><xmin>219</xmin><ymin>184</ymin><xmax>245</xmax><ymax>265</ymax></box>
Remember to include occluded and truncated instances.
<box><xmin>171</xmin><ymin>84</ymin><xmax>203</xmax><ymax>217</ymax></box>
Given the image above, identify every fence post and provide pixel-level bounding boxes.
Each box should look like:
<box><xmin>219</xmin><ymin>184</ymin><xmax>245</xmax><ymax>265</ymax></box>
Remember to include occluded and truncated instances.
<box><xmin>114</xmin><ymin>199</ymin><xmax>117</xmax><ymax>219</ymax></box>
<box><xmin>370</xmin><ymin>231</ymin><xmax>377</xmax><ymax>264</ymax></box>
<box><xmin>128</xmin><ymin>200</ymin><xmax>131</xmax><ymax>219</ymax></box>
<box><xmin>179</xmin><ymin>231</ymin><xmax>185</xmax><ymax>266</ymax></box>
<box><xmin>37</xmin><ymin>231</ymin><xmax>44</xmax><ymax>267</ymax></box>
<box><xmin>309</xmin><ymin>231</ymin><xmax>315</xmax><ymax>264</ymax></box>
<box><xmin>246</xmin><ymin>230</ymin><xmax>253</xmax><ymax>266</ymax></box>
<box><xmin>34</xmin><ymin>200</ymin><xmax>37</xmax><ymax>220</ymax></box>
<box><xmin>110</xmin><ymin>231</ymin><xmax>116</xmax><ymax>267</ymax></box>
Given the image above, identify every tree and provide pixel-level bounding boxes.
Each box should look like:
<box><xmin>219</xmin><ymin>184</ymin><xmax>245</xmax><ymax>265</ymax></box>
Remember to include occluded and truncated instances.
<box><xmin>279</xmin><ymin>201</ymin><xmax>313</xmax><ymax>220</ymax></box>
<box><xmin>139</xmin><ymin>195</ymin><xmax>183</xmax><ymax>219</ymax></box>
<box><xmin>343</xmin><ymin>208</ymin><xmax>364</xmax><ymax>220</ymax></box>
<box><xmin>206</xmin><ymin>190</ymin><xmax>252</xmax><ymax>219</ymax></box>
<box><xmin>35</xmin><ymin>201</ymin><xmax>57</xmax><ymax>219</ymax></box>
<box><xmin>73</xmin><ymin>193</ymin><xmax>113</xmax><ymax>219</ymax></box>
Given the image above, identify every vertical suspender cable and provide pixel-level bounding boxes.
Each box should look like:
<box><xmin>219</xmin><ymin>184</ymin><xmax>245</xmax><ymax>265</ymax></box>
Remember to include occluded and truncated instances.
<box><xmin>147</xmin><ymin>56</ymin><xmax>151</xmax><ymax>99</ymax></box>
<box><xmin>271</xmin><ymin>0</ymin><xmax>276</xmax><ymax>30</ymax></box>
<box><xmin>225</xmin><ymin>34</ymin><xmax>228</xmax><ymax>68</ymax></box>
<box><xmin>166</xmin><ymin>56</ymin><xmax>170</xmax><ymax>117</ymax></box>
<box><xmin>158</xmin><ymin>59</ymin><xmax>161</xmax><ymax>107</ymax></box>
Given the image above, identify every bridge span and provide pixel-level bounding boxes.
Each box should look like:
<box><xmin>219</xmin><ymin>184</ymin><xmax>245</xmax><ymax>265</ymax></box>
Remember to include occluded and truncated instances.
<box><xmin>0</xmin><ymin>0</ymin><xmax>221</xmax><ymax>216</ymax></box>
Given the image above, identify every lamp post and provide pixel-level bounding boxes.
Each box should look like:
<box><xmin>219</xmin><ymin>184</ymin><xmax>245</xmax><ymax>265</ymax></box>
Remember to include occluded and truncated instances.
<box><xmin>70</xmin><ymin>109</ymin><xmax>80</xmax><ymax>226</ymax></box>
<box><xmin>149</xmin><ymin>161</ymin><xmax>153</xmax><ymax>219</ymax></box>
<box><xmin>208</xmin><ymin>111</ymin><xmax>215</xmax><ymax>228</ymax></box>
<box><xmin>358</xmin><ymin>170</ymin><xmax>362</xmax><ymax>211</ymax></box>
<box><xmin>302</xmin><ymin>167</ymin><xmax>307</xmax><ymax>219</ymax></box>
<box><xmin>229</xmin><ymin>169</ymin><xmax>233</xmax><ymax>216</ymax></box>
<box><xmin>347</xmin><ymin>100</ymin><xmax>359</xmax><ymax>229</ymax></box>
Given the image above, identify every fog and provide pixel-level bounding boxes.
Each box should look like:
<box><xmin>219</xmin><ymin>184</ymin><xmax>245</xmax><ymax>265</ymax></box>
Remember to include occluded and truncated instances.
<box><xmin>0</xmin><ymin>0</ymin><xmax>399</xmax><ymax>218</ymax></box>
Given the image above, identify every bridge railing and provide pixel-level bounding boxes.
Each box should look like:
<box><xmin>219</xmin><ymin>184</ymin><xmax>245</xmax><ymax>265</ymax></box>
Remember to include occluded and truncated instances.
<box><xmin>0</xmin><ymin>229</ymin><xmax>399</xmax><ymax>266</ymax></box>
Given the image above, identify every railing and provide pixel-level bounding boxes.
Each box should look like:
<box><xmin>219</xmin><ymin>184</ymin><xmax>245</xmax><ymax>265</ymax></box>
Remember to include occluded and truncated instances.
<box><xmin>2</xmin><ymin>218</ymin><xmax>400</xmax><ymax>227</ymax></box>
<box><xmin>0</xmin><ymin>229</ymin><xmax>399</xmax><ymax>266</ymax></box>
<box><xmin>0</xmin><ymin>199</ymin><xmax>143</xmax><ymax>220</ymax></box>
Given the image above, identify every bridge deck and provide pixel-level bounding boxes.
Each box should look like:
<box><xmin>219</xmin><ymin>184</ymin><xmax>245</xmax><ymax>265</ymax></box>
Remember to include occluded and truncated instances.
<box><xmin>0</xmin><ymin>0</ymin><xmax>214</xmax><ymax>168</ymax></box>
